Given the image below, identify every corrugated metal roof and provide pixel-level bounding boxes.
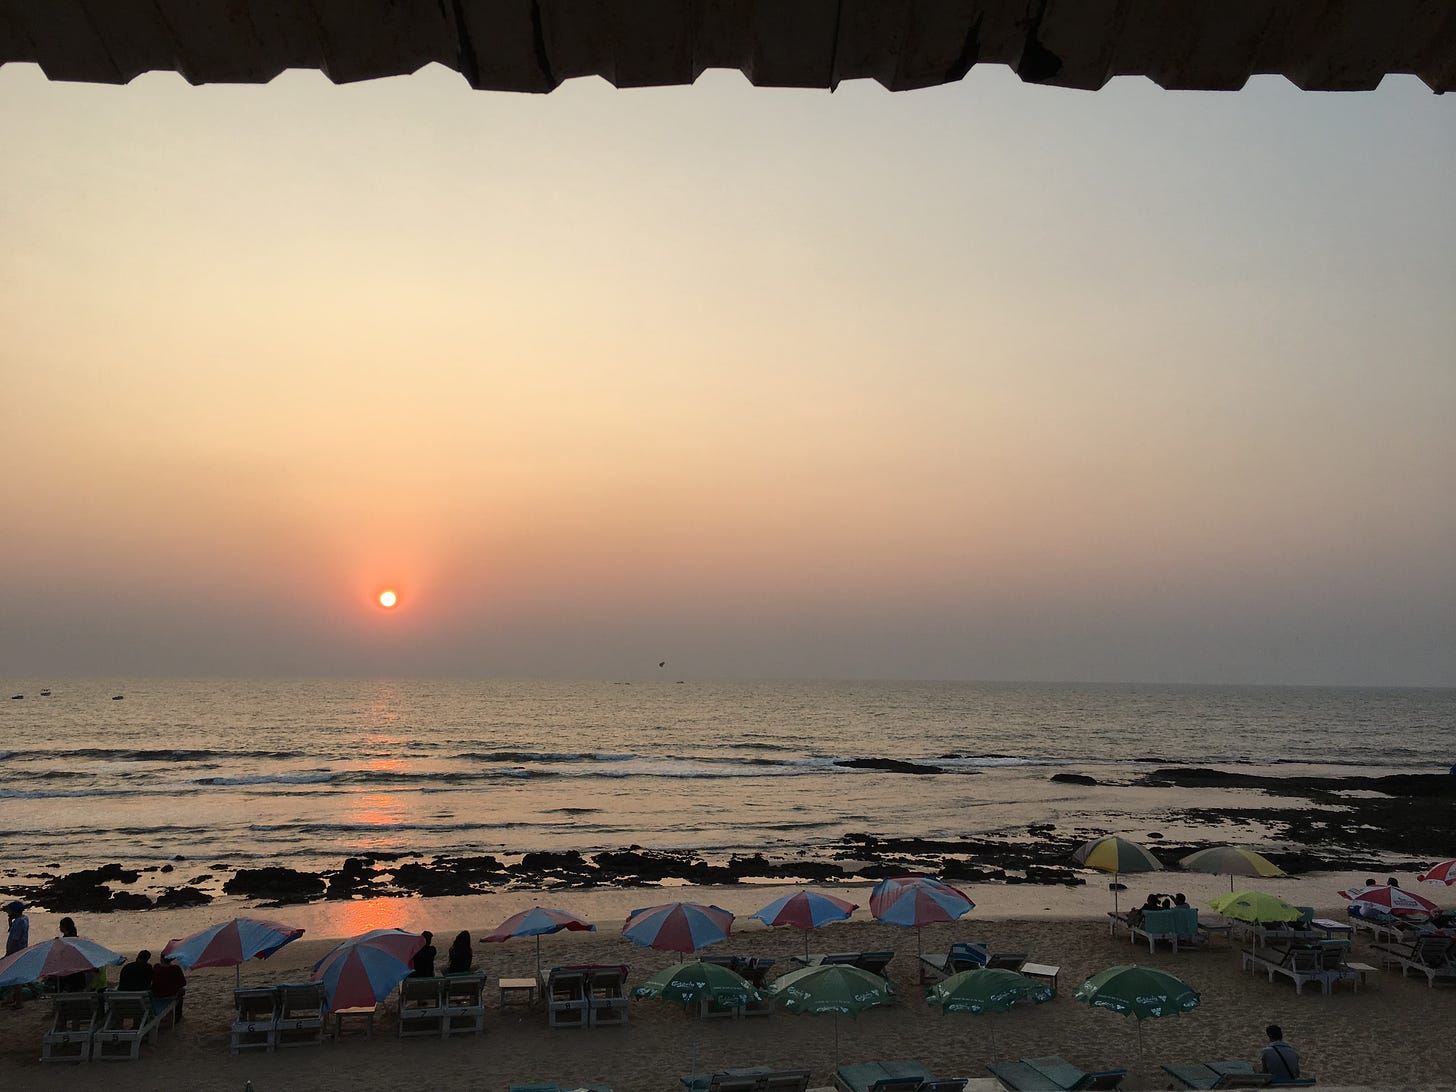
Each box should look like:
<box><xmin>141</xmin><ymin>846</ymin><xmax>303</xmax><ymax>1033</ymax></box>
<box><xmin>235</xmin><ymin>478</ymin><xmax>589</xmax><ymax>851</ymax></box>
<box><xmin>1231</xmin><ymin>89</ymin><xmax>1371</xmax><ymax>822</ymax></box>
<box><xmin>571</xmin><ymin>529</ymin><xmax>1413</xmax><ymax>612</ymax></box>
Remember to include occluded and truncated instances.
<box><xmin>1</xmin><ymin>0</ymin><xmax>1451</xmax><ymax>94</ymax></box>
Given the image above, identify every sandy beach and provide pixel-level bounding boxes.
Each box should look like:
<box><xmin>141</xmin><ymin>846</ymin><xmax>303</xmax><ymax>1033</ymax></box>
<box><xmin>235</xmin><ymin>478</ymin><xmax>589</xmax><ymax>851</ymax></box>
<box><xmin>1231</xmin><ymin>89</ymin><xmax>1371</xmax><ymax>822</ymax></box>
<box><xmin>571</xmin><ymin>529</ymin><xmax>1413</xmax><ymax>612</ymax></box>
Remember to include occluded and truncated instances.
<box><xmin>1</xmin><ymin>875</ymin><xmax>1452</xmax><ymax>1091</ymax></box>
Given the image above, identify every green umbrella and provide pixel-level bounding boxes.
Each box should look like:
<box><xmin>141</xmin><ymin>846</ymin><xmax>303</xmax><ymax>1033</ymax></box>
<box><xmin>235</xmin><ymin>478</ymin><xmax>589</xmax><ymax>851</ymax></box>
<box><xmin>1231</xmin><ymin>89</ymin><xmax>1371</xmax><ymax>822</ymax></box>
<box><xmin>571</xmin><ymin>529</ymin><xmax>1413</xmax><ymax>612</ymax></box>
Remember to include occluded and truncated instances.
<box><xmin>632</xmin><ymin>960</ymin><xmax>759</xmax><ymax>1007</ymax></box>
<box><xmin>765</xmin><ymin>963</ymin><xmax>894</xmax><ymax>1064</ymax></box>
<box><xmin>1207</xmin><ymin>890</ymin><xmax>1301</xmax><ymax>924</ymax></box>
<box><xmin>1071</xmin><ymin>836</ymin><xmax>1162</xmax><ymax>914</ymax></box>
<box><xmin>926</xmin><ymin>968</ymin><xmax>1052</xmax><ymax>1059</ymax></box>
<box><xmin>1180</xmin><ymin>847</ymin><xmax>1286</xmax><ymax>891</ymax></box>
<box><xmin>632</xmin><ymin>961</ymin><xmax>758</xmax><ymax>1073</ymax></box>
<box><xmin>1073</xmin><ymin>964</ymin><xmax>1200</xmax><ymax>1058</ymax></box>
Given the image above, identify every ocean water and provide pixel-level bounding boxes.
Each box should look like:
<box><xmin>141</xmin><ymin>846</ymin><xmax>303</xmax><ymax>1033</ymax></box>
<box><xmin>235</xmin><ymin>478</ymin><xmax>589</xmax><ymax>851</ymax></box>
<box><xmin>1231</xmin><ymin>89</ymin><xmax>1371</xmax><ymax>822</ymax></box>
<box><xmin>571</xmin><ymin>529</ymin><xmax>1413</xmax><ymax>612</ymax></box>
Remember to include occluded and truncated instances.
<box><xmin>0</xmin><ymin>678</ymin><xmax>1452</xmax><ymax>879</ymax></box>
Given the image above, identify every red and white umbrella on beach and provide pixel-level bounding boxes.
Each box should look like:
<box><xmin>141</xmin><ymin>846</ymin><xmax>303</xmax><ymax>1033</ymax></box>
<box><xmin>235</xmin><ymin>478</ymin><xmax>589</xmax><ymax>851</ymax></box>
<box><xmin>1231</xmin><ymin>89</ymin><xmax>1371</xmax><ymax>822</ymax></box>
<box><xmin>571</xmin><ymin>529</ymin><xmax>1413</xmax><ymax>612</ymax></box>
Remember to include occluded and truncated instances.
<box><xmin>1418</xmin><ymin>860</ymin><xmax>1456</xmax><ymax>886</ymax></box>
<box><xmin>1338</xmin><ymin>884</ymin><xmax>1441</xmax><ymax>918</ymax></box>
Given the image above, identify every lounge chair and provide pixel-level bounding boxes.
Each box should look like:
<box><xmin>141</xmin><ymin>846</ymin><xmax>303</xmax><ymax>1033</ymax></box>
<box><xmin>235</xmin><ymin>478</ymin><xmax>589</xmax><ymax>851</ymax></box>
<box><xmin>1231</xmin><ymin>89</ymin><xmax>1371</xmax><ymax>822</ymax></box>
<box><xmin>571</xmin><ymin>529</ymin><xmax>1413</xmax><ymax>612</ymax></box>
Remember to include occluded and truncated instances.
<box><xmin>398</xmin><ymin>976</ymin><xmax>446</xmax><ymax>1038</ymax></box>
<box><xmin>275</xmin><ymin>982</ymin><xmax>325</xmax><ymax>1047</ymax></box>
<box><xmin>986</xmin><ymin>1055</ymin><xmax>1126</xmax><ymax>1090</ymax></box>
<box><xmin>741</xmin><ymin>958</ymin><xmax>775</xmax><ymax>1016</ymax></box>
<box><xmin>920</xmin><ymin>941</ymin><xmax>991</xmax><ymax>981</ymax></box>
<box><xmin>546</xmin><ymin>967</ymin><xmax>590</xmax><ymax>1029</ymax></box>
<box><xmin>42</xmin><ymin>992</ymin><xmax>100</xmax><ymax>1063</ymax></box>
<box><xmin>1240</xmin><ymin>947</ymin><xmax>1327</xmax><ymax>994</ymax></box>
<box><xmin>91</xmin><ymin>990</ymin><xmax>174</xmax><ymax>1061</ymax></box>
<box><xmin>509</xmin><ymin>1084</ymin><xmax>612</xmax><ymax>1091</ymax></box>
<box><xmin>1371</xmin><ymin>934</ymin><xmax>1456</xmax><ymax>987</ymax></box>
<box><xmin>1109</xmin><ymin>907</ymin><xmax>1202</xmax><ymax>953</ymax></box>
<box><xmin>587</xmin><ymin>964</ymin><xmax>629</xmax><ymax>1027</ymax></box>
<box><xmin>442</xmin><ymin>971</ymin><xmax>485</xmax><ymax>1036</ymax></box>
<box><xmin>835</xmin><ymin>1059</ymin><xmax>934</xmax><ymax>1092</ymax></box>
<box><xmin>1163</xmin><ymin>1062</ymin><xmax>1272</xmax><ymax>1089</ymax></box>
<box><xmin>230</xmin><ymin>986</ymin><xmax>278</xmax><ymax>1053</ymax></box>
<box><xmin>681</xmin><ymin>1071</ymin><xmax>772</xmax><ymax>1092</ymax></box>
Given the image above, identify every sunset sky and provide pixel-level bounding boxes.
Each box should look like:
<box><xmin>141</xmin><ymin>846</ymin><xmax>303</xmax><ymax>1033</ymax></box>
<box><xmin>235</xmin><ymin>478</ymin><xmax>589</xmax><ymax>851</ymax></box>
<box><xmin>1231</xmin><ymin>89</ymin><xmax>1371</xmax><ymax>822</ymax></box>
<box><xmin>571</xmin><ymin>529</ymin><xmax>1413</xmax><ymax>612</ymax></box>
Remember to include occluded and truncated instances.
<box><xmin>1</xmin><ymin>63</ymin><xmax>1452</xmax><ymax>685</ymax></box>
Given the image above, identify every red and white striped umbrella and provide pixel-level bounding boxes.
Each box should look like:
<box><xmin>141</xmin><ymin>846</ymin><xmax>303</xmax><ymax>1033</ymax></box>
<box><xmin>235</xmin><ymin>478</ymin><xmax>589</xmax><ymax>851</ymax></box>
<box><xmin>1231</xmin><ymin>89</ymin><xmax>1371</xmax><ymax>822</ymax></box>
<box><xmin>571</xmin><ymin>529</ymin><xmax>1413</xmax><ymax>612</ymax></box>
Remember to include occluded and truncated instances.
<box><xmin>1418</xmin><ymin>860</ymin><xmax>1456</xmax><ymax>886</ymax></box>
<box><xmin>1338</xmin><ymin>884</ymin><xmax>1441</xmax><ymax>917</ymax></box>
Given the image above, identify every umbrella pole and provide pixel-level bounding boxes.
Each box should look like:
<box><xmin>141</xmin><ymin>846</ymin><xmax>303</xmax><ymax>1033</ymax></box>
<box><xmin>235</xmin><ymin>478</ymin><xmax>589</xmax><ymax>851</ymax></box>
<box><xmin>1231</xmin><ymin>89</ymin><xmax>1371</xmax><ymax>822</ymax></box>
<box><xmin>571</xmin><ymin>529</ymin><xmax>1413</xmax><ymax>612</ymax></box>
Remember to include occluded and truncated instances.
<box><xmin>804</xmin><ymin>930</ymin><xmax>810</xmax><ymax>963</ymax></box>
<box><xmin>235</xmin><ymin>964</ymin><xmax>241</xmax><ymax>988</ymax></box>
<box><xmin>834</xmin><ymin>1014</ymin><xmax>840</xmax><ymax>1067</ymax></box>
<box><xmin>1112</xmin><ymin>872</ymin><xmax>1120</xmax><ymax>916</ymax></box>
<box><xmin>536</xmin><ymin>934</ymin><xmax>542</xmax><ymax>978</ymax></box>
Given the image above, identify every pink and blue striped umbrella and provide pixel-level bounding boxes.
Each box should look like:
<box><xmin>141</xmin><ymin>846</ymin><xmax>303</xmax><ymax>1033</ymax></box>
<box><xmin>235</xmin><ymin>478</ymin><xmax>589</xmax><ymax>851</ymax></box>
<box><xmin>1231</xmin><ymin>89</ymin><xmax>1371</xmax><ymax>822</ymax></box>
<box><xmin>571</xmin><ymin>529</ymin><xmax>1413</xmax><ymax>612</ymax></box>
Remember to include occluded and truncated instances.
<box><xmin>622</xmin><ymin>902</ymin><xmax>734</xmax><ymax>954</ymax></box>
<box><xmin>311</xmin><ymin>928</ymin><xmax>424</xmax><ymax>1012</ymax></box>
<box><xmin>751</xmin><ymin>891</ymin><xmax>858</xmax><ymax>960</ymax></box>
<box><xmin>481</xmin><ymin>907</ymin><xmax>596</xmax><ymax>974</ymax></box>
<box><xmin>0</xmin><ymin>936</ymin><xmax>125</xmax><ymax>988</ymax></box>
<box><xmin>162</xmin><ymin>917</ymin><xmax>305</xmax><ymax>983</ymax></box>
<box><xmin>869</xmin><ymin>875</ymin><xmax>975</xmax><ymax>957</ymax></box>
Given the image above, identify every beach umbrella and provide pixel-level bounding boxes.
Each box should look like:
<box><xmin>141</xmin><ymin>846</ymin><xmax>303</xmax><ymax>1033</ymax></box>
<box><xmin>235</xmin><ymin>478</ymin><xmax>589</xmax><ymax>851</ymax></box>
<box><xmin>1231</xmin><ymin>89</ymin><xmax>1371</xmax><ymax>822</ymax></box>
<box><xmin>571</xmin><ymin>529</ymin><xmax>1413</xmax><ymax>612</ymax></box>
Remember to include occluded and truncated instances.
<box><xmin>925</xmin><ymin>967</ymin><xmax>1052</xmax><ymax>1058</ymax></box>
<box><xmin>1338</xmin><ymin>884</ymin><xmax>1440</xmax><ymax>918</ymax></box>
<box><xmin>1179</xmin><ymin>846</ymin><xmax>1286</xmax><ymax>891</ymax></box>
<box><xmin>1074</xmin><ymin>964</ymin><xmax>1200</xmax><ymax>1057</ymax></box>
<box><xmin>751</xmin><ymin>891</ymin><xmax>858</xmax><ymax>961</ymax></box>
<box><xmin>1207</xmin><ymin>890</ymin><xmax>1303</xmax><ymax>924</ymax></box>
<box><xmin>161</xmin><ymin>916</ymin><xmax>305</xmax><ymax>986</ymax></box>
<box><xmin>1419</xmin><ymin>860</ymin><xmax>1456</xmax><ymax>886</ymax></box>
<box><xmin>869</xmin><ymin>875</ymin><xmax>974</xmax><ymax>958</ymax></box>
<box><xmin>765</xmin><ymin>963</ymin><xmax>895</xmax><ymax>1064</ymax></box>
<box><xmin>481</xmin><ymin>907</ymin><xmax>596</xmax><ymax>976</ymax></box>
<box><xmin>0</xmin><ymin>936</ymin><xmax>125</xmax><ymax>988</ymax></box>
<box><xmin>1071</xmin><ymin>836</ymin><xmax>1162</xmax><ymax>915</ymax></box>
<box><xmin>622</xmin><ymin>902</ymin><xmax>734</xmax><ymax>954</ymax></box>
<box><xmin>311</xmin><ymin>928</ymin><xmax>424</xmax><ymax>1013</ymax></box>
<box><xmin>632</xmin><ymin>959</ymin><xmax>759</xmax><ymax>1072</ymax></box>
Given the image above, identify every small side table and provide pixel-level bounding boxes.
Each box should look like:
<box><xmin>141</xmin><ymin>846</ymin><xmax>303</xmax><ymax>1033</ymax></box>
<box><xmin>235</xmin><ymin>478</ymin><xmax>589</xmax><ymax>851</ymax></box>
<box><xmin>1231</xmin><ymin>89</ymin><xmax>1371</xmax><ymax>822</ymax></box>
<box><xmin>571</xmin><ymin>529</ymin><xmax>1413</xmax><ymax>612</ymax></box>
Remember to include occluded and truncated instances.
<box><xmin>1312</xmin><ymin>917</ymin><xmax>1353</xmax><ymax>939</ymax></box>
<box><xmin>1021</xmin><ymin>962</ymin><xmax>1061</xmax><ymax>995</ymax></box>
<box><xmin>332</xmin><ymin>1006</ymin><xmax>376</xmax><ymax>1038</ymax></box>
<box><xmin>1344</xmin><ymin>961</ymin><xmax>1377</xmax><ymax>991</ymax></box>
<box><xmin>500</xmin><ymin>977</ymin><xmax>539</xmax><ymax>1007</ymax></box>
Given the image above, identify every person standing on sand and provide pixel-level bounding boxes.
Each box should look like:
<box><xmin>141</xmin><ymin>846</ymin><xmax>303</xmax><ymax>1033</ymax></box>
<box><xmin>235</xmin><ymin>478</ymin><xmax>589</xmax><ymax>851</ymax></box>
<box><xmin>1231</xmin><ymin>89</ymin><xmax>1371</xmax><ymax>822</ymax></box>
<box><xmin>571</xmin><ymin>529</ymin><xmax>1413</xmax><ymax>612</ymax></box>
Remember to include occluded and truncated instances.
<box><xmin>1260</xmin><ymin>1025</ymin><xmax>1300</xmax><ymax>1080</ymax></box>
<box><xmin>4</xmin><ymin>901</ymin><xmax>29</xmax><ymax>1008</ymax></box>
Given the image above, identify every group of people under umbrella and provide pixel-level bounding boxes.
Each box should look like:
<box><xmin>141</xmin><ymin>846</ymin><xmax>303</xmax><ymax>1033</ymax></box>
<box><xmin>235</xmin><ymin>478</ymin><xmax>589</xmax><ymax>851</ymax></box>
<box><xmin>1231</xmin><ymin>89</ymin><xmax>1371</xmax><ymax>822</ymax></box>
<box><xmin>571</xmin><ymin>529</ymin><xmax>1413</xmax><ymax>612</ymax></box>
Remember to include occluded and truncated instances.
<box><xmin>1</xmin><ymin>841</ymin><xmax>1450</xmax><ymax>1069</ymax></box>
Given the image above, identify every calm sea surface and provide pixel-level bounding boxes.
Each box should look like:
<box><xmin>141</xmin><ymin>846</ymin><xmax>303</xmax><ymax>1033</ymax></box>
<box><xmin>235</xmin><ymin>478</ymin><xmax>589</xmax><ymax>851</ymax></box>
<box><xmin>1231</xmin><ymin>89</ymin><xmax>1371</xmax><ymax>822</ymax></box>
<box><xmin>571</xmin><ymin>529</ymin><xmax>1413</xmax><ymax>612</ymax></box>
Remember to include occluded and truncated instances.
<box><xmin>1</xmin><ymin>679</ymin><xmax>1452</xmax><ymax>876</ymax></box>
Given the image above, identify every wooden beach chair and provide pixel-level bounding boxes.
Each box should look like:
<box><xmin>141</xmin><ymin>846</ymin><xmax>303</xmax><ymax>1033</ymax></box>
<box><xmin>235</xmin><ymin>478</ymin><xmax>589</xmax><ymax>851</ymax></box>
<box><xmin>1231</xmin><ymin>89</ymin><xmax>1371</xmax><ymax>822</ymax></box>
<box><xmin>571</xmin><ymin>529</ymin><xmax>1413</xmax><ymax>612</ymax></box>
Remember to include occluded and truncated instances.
<box><xmin>587</xmin><ymin>964</ymin><xmax>629</xmax><ymax>1027</ymax></box>
<box><xmin>41</xmin><ymin>992</ymin><xmax>100</xmax><ymax>1063</ymax></box>
<box><xmin>546</xmin><ymin>967</ymin><xmax>589</xmax><ymax>1028</ymax></box>
<box><xmin>91</xmin><ymin>990</ymin><xmax>173</xmax><ymax>1061</ymax></box>
<box><xmin>274</xmin><ymin>982</ymin><xmax>324</xmax><ymax>1047</ymax></box>
<box><xmin>230</xmin><ymin>987</ymin><xmax>279</xmax><ymax>1054</ymax></box>
<box><xmin>398</xmin><ymin>977</ymin><xmax>446</xmax><ymax>1038</ymax></box>
<box><xmin>442</xmin><ymin>971</ymin><xmax>486</xmax><ymax>1036</ymax></box>
<box><xmin>986</xmin><ymin>1055</ymin><xmax>1126</xmax><ymax>1091</ymax></box>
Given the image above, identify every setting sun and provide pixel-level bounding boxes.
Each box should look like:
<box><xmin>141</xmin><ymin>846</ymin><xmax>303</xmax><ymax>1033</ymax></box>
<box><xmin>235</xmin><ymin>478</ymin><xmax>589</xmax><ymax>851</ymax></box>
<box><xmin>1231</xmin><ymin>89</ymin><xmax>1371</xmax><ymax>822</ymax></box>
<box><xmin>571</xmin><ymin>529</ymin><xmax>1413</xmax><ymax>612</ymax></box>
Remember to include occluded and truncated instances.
<box><xmin>378</xmin><ymin>590</ymin><xmax>398</xmax><ymax>609</ymax></box>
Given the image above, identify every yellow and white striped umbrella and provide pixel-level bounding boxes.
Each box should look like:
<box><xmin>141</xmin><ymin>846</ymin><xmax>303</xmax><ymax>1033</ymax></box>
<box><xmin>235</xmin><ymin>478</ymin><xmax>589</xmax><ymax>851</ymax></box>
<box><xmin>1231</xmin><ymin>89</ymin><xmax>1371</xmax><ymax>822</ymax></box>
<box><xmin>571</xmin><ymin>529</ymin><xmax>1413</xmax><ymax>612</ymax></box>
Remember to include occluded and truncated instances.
<box><xmin>1070</xmin><ymin>836</ymin><xmax>1162</xmax><ymax>914</ymax></box>
<box><xmin>1179</xmin><ymin>846</ymin><xmax>1285</xmax><ymax>891</ymax></box>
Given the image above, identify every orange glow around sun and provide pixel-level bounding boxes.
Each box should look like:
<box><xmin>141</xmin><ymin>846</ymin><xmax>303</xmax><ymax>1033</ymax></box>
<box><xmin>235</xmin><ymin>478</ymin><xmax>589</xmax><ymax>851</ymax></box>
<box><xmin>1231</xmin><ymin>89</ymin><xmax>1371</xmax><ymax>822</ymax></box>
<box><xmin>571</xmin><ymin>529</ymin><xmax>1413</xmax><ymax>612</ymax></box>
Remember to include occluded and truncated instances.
<box><xmin>377</xmin><ymin>589</ymin><xmax>398</xmax><ymax>609</ymax></box>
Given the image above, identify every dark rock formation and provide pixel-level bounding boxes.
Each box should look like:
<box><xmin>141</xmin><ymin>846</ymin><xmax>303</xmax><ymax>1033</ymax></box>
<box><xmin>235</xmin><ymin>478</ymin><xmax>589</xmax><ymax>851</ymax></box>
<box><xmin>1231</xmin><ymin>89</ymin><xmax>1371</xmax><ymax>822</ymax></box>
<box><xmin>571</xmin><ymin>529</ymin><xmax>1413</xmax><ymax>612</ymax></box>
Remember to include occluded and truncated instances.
<box><xmin>223</xmin><ymin>867</ymin><xmax>326</xmax><ymax>903</ymax></box>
